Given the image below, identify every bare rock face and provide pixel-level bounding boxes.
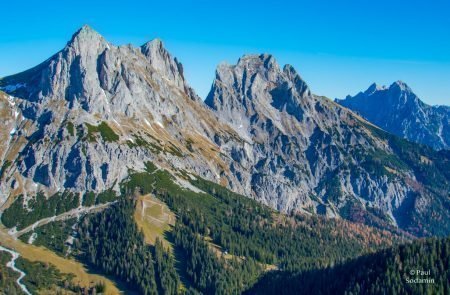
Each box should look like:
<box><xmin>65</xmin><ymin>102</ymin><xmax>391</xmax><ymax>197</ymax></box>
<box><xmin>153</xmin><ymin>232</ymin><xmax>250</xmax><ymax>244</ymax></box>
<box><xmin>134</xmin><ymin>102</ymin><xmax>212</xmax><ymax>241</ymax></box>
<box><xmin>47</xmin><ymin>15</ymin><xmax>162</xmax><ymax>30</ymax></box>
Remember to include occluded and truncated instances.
<box><xmin>336</xmin><ymin>82</ymin><xmax>450</xmax><ymax>150</ymax></box>
<box><xmin>206</xmin><ymin>54</ymin><xmax>450</xmax><ymax>236</ymax></box>
<box><xmin>141</xmin><ymin>39</ymin><xmax>187</xmax><ymax>92</ymax></box>
<box><xmin>0</xmin><ymin>93</ymin><xmax>18</xmax><ymax>161</ymax></box>
<box><xmin>0</xmin><ymin>25</ymin><xmax>241</xmax><ymax>204</ymax></box>
<box><xmin>0</xmin><ymin>26</ymin><xmax>449</xmax><ymax>237</ymax></box>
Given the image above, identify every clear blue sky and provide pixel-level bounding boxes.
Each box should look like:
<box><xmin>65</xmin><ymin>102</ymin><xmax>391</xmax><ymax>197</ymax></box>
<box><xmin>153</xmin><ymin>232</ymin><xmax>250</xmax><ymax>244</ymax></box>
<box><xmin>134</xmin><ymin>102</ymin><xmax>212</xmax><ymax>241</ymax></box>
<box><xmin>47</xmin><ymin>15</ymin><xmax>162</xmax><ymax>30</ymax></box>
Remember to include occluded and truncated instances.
<box><xmin>1</xmin><ymin>0</ymin><xmax>449</xmax><ymax>105</ymax></box>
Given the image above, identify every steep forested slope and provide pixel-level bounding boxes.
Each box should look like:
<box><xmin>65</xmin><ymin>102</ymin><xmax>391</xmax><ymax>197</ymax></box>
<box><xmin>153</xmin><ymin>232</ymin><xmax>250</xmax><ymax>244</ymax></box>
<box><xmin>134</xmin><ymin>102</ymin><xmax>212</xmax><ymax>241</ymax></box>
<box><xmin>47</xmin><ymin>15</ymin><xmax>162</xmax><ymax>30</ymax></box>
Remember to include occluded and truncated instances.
<box><xmin>2</xmin><ymin>162</ymin><xmax>407</xmax><ymax>294</ymax></box>
<box><xmin>248</xmin><ymin>237</ymin><xmax>449</xmax><ymax>295</ymax></box>
<box><xmin>72</xmin><ymin>163</ymin><xmax>405</xmax><ymax>294</ymax></box>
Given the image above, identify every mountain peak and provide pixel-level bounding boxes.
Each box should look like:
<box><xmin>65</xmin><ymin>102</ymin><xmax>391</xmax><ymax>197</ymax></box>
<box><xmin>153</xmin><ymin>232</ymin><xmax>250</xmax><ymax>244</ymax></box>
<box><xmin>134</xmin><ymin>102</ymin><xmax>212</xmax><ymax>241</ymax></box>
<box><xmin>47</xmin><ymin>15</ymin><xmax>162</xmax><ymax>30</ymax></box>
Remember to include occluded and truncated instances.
<box><xmin>141</xmin><ymin>38</ymin><xmax>186</xmax><ymax>89</ymax></box>
<box><xmin>65</xmin><ymin>25</ymin><xmax>109</xmax><ymax>58</ymax></box>
<box><xmin>283</xmin><ymin>64</ymin><xmax>311</xmax><ymax>97</ymax></box>
<box><xmin>236</xmin><ymin>54</ymin><xmax>278</xmax><ymax>71</ymax></box>
<box><xmin>390</xmin><ymin>80</ymin><xmax>411</xmax><ymax>92</ymax></box>
<box><xmin>78</xmin><ymin>24</ymin><xmax>95</xmax><ymax>34</ymax></box>
<box><xmin>337</xmin><ymin>80</ymin><xmax>449</xmax><ymax>149</ymax></box>
<box><xmin>212</xmin><ymin>54</ymin><xmax>282</xmax><ymax>92</ymax></box>
<box><xmin>141</xmin><ymin>38</ymin><xmax>164</xmax><ymax>52</ymax></box>
<box><xmin>238</xmin><ymin>53</ymin><xmax>273</xmax><ymax>62</ymax></box>
<box><xmin>69</xmin><ymin>25</ymin><xmax>104</xmax><ymax>45</ymax></box>
<box><xmin>364</xmin><ymin>82</ymin><xmax>386</xmax><ymax>94</ymax></box>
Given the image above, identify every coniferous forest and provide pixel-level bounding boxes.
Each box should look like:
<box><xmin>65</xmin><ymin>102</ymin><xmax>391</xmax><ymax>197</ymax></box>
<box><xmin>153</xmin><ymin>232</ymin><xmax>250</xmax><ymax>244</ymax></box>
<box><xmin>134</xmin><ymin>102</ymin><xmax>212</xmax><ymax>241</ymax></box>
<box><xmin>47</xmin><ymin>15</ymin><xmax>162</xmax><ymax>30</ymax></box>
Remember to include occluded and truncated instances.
<box><xmin>1</xmin><ymin>162</ymin><xmax>448</xmax><ymax>294</ymax></box>
<box><xmin>247</xmin><ymin>237</ymin><xmax>450</xmax><ymax>295</ymax></box>
<box><xmin>76</xmin><ymin>198</ymin><xmax>179</xmax><ymax>295</ymax></box>
<box><xmin>62</xmin><ymin>165</ymin><xmax>448</xmax><ymax>294</ymax></box>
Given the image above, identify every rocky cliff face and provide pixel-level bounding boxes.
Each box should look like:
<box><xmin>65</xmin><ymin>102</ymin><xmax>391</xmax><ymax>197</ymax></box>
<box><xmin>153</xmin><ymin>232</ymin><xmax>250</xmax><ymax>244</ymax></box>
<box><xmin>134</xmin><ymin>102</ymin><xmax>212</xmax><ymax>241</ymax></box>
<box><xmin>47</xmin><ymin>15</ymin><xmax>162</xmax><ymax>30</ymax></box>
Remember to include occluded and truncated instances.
<box><xmin>0</xmin><ymin>91</ymin><xmax>23</xmax><ymax>167</ymax></box>
<box><xmin>336</xmin><ymin>82</ymin><xmax>450</xmax><ymax>150</ymax></box>
<box><xmin>0</xmin><ymin>26</ymin><xmax>242</xmax><ymax>204</ymax></box>
<box><xmin>206</xmin><ymin>54</ymin><xmax>450</xmax><ymax>236</ymax></box>
<box><xmin>0</xmin><ymin>27</ymin><xmax>449</xmax><ymax>237</ymax></box>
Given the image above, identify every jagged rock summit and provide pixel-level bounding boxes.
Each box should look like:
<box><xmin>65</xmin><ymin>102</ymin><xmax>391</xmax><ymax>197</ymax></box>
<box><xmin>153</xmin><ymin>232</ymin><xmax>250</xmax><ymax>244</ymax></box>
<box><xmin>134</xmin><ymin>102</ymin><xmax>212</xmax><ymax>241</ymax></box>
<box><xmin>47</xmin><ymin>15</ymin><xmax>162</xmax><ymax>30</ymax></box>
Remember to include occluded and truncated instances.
<box><xmin>336</xmin><ymin>81</ymin><xmax>450</xmax><ymax>150</ymax></box>
<box><xmin>0</xmin><ymin>26</ymin><xmax>449</xmax><ymax>237</ymax></box>
<box><xmin>0</xmin><ymin>25</ymin><xmax>240</xmax><ymax>203</ymax></box>
<box><xmin>206</xmin><ymin>54</ymin><xmax>311</xmax><ymax>139</ymax></box>
<box><xmin>206</xmin><ymin>54</ymin><xmax>449</xmax><ymax>236</ymax></box>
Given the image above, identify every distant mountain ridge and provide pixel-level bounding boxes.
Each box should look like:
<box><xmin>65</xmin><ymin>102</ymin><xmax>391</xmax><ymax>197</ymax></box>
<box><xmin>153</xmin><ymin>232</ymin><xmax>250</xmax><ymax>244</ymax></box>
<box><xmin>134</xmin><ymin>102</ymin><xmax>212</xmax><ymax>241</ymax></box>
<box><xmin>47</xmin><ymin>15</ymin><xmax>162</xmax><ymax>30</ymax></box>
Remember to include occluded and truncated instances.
<box><xmin>336</xmin><ymin>81</ymin><xmax>450</xmax><ymax>150</ymax></box>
